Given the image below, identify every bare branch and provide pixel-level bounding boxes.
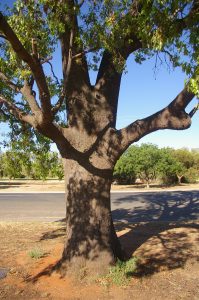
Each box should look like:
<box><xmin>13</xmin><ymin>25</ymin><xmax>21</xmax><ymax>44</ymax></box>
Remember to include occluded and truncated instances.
<box><xmin>117</xmin><ymin>87</ymin><xmax>195</xmax><ymax>153</ymax></box>
<box><xmin>20</xmin><ymin>80</ymin><xmax>41</xmax><ymax>113</ymax></box>
<box><xmin>189</xmin><ymin>102</ymin><xmax>199</xmax><ymax>118</ymax></box>
<box><xmin>72</xmin><ymin>47</ymin><xmax>98</xmax><ymax>60</ymax></box>
<box><xmin>51</xmin><ymin>92</ymin><xmax>65</xmax><ymax>114</ymax></box>
<box><xmin>169</xmin><ymin>86</ymin><xmax>195</xmax><ymax>110</ymax></box>
<box><xmin>40</xmin><ymin>56</ymin><xmax>53</xmax><ymax>64</ymax></box>
<box><xmin>46</xmin><ymin>60</ymin><xmax>60</xmax><ymax>85</ymax></box>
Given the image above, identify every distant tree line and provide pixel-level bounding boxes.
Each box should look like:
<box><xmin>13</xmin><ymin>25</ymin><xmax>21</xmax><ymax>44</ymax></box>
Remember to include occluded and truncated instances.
<box><xmin>1</xmin><ymin>143</ymin><xmax>199</xmax><ymax>185</ymax></box>
<box><xmin>113</xmin><ymin>144</ymin><xmax>199</xmax><ymax>186</ymax></box>
<box><xmin>0</xmin><ymin>149</ymin><xmax>64</xmax><ymax>180</ymax></box>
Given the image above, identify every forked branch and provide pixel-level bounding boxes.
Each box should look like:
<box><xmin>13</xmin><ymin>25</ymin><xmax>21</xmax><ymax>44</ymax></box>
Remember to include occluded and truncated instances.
<box><xmin>117</xmin><ymin>87</ymin><xmax>195</xmax><ymax>154</ymax></box>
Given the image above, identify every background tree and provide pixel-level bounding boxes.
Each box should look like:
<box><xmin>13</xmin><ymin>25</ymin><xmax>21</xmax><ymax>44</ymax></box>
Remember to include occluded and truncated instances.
<box><xmin>114</xmin><ymin>144</ymin><xmax>199</xmax><ymax>186</ymax></box>
<box><xmin>173</xmin><ymin>148</ymin><xmax>195</xmax><ymax>183</ymax></box>
<box><xmin>0</xmin><ymin>148</ymin><xmax>64</xmax><ymax>180</ymax></box>
<box><xmin>130</xmin><ymin>144</ymin><xmax>160</xmax><ymax>187</ymax></box>
<box><xmin>113</xmin><ymin>150</ymin><xmax>136</xmax><ymax>184</ymax></box>
<box><xmin>157</xmin><ymin>147</ymin><xmax>185</xmax><ymax>184</ymax></box>
<box><xmin>0</xmin><ymin>0</ymin><xmax>198</xmax><ymax>275</ymax></box>
<box><xmin>1</xmin><ymin>150</ymin><xmax>23</xmax><ymax>179</ymax></box>
<box><xmin>192</xmin><ymin>149</ymin><xmax>199</xmax><ymax>172</ymax></box>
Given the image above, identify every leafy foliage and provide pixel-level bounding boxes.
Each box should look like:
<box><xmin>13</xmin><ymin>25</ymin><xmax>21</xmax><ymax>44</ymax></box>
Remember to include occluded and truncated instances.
<box><xmin>0</xmin><ymin>148</ymin><xmax>64</xmax><ymax>180</ymax></box>
<box><xmin>114</xmin><ymin>144</ymin><xmax>199</xmax><ymax>185</ymax></box>
<box><xmin>114</xmin><ymin>152</ymin><xmax>136</xmax><ymax>184</ymax></box>
<box><xmin>0</xmin><ymin>0</ymin><xmax>198</xmax><ymax>176</ymax></box>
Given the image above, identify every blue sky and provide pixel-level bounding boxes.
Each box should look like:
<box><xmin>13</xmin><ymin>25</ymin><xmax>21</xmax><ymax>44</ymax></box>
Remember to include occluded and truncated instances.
<box><xmin>0</xmin><ymin>0</ymin><xmax>198</xmax><ymax>151</ymax></box>
<box><xmin>116</xmin><ymin>56</ymin><xmax>198</xmax><ymax>149</ymax></box>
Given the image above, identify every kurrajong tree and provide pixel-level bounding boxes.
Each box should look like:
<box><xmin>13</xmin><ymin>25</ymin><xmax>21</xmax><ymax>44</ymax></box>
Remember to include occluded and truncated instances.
<box><xmin>0</xmin><ymin>0</ymin><xmax>198</xmax><ymax>275</ymax></box>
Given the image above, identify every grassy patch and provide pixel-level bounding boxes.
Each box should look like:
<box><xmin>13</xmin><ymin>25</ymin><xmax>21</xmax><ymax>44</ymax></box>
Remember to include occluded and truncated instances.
<box><xmin>28</xmin><ymin>247</ymin><xmax>46</xmax><ymax>259</ymax></box>
<box><xmin>100</xmin><ymin>257</ymin><xmax>138</xmax><ymax>287</ymax></box>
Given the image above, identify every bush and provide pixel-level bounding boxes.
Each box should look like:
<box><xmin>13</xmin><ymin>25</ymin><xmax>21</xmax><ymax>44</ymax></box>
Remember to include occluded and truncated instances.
<box><xmin>184</xmin><ymin>167</ymin><xmax>198</xmax><ymax>183</ymax></box>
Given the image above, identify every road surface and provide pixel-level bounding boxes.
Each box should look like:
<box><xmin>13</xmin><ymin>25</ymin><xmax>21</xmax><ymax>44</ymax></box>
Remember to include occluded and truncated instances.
<box><xmin>0</xmin><ymin>190</ymin><xmax>199</xmax><ymax>222</ymax></box>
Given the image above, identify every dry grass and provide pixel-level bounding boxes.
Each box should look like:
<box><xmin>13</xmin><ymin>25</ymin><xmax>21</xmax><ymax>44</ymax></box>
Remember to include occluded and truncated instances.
<box><xmin>0</xmin><ymin>220</ymin><xmax>199</xmax><ymax>299</ymax></box>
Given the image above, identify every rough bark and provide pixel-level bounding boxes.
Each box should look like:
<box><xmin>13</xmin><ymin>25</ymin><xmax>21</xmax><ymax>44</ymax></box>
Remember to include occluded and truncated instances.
<box><xmin>57</xmin><ymin>159</ymin><xmax>124</xmax><ymax>276</ymax></box>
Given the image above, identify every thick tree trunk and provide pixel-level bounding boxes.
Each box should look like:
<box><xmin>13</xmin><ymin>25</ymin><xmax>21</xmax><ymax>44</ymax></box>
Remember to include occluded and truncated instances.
<box><xmin>58</xmin><ymin>159</ymin><xmax>124</xmax><ymax>276</ymax></box>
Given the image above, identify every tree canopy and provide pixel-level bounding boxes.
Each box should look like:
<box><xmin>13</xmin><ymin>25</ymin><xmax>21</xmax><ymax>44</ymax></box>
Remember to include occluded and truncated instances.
<box><xmin>0</xmin><ymin>0</ymin><xmax>198</xmax><ymax>147</ymax></box>
<box><xmin>114</xmin><ymin>144</ymin><xmax>199</xmax><ymax>185</ymax></box>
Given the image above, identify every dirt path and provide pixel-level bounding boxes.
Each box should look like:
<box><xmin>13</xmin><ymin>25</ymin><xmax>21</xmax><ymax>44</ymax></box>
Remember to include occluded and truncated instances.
<box><xmin>0</xmin><ymin>221</ymin><xmax>199</xmax><ymax>299</ymax></box>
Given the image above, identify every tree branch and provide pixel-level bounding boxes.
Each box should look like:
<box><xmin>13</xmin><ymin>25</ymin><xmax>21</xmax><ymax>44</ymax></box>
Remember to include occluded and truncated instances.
<box><xmin>174</xmin><ymin>0</ymin><xmax>199</xmax><ymax>31</ymax></box>
<box><xmin>46</xmin><ymin>60</ymin><xmax>60</xmax><ymax>85</ymax></box>
<box><xmin>51</xmin><ymin>91</ymin><xmax>65</xmax><ymax>114</ymax></box>
<box><xmin>0</xmin><ymin>108</ymin><xmax>10</xmax><ymax>120</ymax></box>
<box><xmin>60</xmin><ymin>0</ymin><xmax>90</xmax><ymax>98</ymax></box>
<box><xmin>189</xmin><ymin>102</ymin><xmax>199</xmax><ymax>118</ymax></box>
<box><xmin>20</xmin><ymin>80</ymin><xmax>41</xmax><ymax>114</ymax></box>
<box><xmin>0</xmin><ymin>34</ymin><xmax>8</xmax><ymax>40</ymax></box>
<box><xmin>0</xmin><ymin>67</ymin><xmax>41</xmax><ymax>115</ymax></box>
<box><xmin>72</xmin><ymin>47</ymin><xmax>99</xmax><ymax>60</ymax></box>
<box><xmin>0</xmin><ymin>95</ymin><xmax>34</xmax><ymax>125</ymax></box>
<box><xmin>0</xmin><ymin>71</ymin><xmax>21</xmax><ymax>92</ymax></box>
<box><xmin>0</xmin><ymin>12</ymin><xmax>52</xmax><ymax>117</ymax></box>
<box><xmin>0</xmin><ymin>69</ymin><xmax>42</xmax><ymax>115</ymax></box>
<box><xmin>117</xmin><ymin>87</ymin><xmax>195</xmax><ymax>154</ymax></box>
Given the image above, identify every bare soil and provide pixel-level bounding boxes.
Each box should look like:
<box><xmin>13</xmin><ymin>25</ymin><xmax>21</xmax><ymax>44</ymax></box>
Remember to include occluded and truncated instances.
<box><xmin>0</xmin><ymin>220</ymin><xmax>199</xmax><ymax>300</ymax></box>
<box><xmin>1</xmin><ymin>181</ymin><xmax>199</xmax><ymax>299</ymax></box>
<box><xmin>1</xmin><ymin>179</ymin><xmax>199</xmax><ymax>192</ymax></box>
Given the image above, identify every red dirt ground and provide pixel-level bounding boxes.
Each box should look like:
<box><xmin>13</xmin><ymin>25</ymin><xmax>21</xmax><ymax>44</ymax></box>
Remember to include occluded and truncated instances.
<box><xmin>0</xmin><ymin>220</ymin><xmax>199</xmax><ymax>299</ymax></box>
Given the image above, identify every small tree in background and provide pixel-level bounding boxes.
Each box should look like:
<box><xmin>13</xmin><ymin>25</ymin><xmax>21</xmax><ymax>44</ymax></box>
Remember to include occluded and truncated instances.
<box><xmin>132</xmin><ymin>144</ymin><xmax>160</xmax><ymax>187</ymax></box>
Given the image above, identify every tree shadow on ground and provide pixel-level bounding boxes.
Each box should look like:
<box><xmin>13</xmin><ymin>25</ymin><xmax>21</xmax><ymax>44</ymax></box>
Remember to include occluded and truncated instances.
<box><xmin>116</xmin><ymin>221</ymin><xmax>199</xmax><ymax>276</ymax></box>
<box><xmin>0</xmin><ymin>181</ymin><xmax>24</xmax><ymax>189</ymax></box>
<box><xmin>112</xmin><ymin>190</ymin><xmax>199</xmax><ymax>276</ymax></box>
<box><xmin>112</xmin><ymin>190</ymin><xmax>199</xmax><ymax>222</ymax></box>
<box><xmin>33</xmin><ymin>190</ymin><xmax>199</xmax><ymax>280</ymax></box>
<box><xmin>39</xmin><ymin>221</ymin><xmax>66</xmax><ymax>241</ymax></box>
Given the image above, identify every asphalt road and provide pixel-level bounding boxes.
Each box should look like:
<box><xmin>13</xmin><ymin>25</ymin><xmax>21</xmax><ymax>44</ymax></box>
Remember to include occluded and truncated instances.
<box><xmin>0</xmin><ymin>190</ymin><xmax>199</xmax><ymax>222</ymax></box>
